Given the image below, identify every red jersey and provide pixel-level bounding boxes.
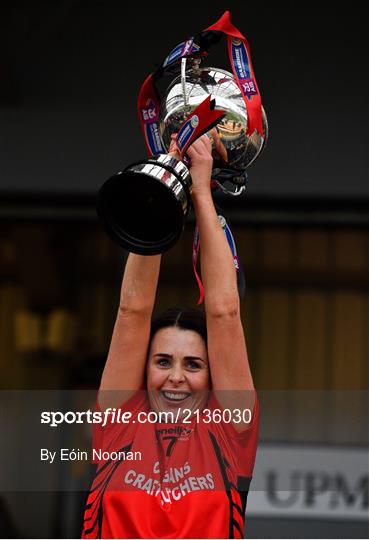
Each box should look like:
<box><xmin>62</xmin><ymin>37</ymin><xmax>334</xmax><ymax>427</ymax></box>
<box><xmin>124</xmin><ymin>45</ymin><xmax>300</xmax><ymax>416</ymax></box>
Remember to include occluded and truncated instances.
<box><xmin>82</xmin><ymin>391</ymin><xmax>259</xmax><ymax>539</ymax></box>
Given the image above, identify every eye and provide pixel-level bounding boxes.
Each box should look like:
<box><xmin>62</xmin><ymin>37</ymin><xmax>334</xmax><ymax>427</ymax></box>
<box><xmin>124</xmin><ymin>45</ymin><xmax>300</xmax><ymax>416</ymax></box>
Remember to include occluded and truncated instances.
<box><xmin>156</xmin><ymin>357</ymin><xmax>170</xmax><ymax>367</ymax></box>
<box><xmin>186</xmin><ymin>359</ymin><xmax>201</xmax><ymax>370</ymax></box>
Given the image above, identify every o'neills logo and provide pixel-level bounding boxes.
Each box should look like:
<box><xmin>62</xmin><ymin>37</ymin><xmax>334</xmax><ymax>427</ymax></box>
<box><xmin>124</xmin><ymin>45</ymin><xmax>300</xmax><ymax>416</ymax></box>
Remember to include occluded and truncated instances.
<box><xmin>156</xmin><ymin>426</ymin><xmax>193</xmax><ymax>438</ymax></box>
<box><xmin>232</xmin><ymin>38</ymin><xmax>243</xmax><ymax>46</ymax></box>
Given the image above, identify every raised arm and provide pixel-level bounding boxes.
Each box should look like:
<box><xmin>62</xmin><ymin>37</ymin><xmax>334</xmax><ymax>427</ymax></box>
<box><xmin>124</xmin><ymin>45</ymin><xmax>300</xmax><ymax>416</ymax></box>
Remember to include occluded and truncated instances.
<box><xmin>99</xmin><ymin>254</ymin><xmax>161</xmax><ymax>409</ymax></box>
<box><xmin>188</xmin><ymin>137</ymin><xmax>255</xmax><ymax>427</ymax></box>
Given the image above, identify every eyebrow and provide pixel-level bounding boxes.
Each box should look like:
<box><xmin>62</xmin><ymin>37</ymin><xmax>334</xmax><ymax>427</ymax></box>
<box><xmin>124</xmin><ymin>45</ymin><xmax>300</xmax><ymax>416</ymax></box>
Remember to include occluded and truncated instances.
<box><xmin>153</xmin><ymin>353</ymin><xmax>206</xmax><ymax>363</ymax></box>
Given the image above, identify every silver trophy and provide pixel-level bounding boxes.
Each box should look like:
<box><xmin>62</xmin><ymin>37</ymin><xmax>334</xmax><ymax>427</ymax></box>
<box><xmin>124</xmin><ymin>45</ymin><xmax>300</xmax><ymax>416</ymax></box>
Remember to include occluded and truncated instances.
<box><xmin>97</xmin><ymin>58</ymin><xmax>268</xmax><ymax>255</ymax></box>
<box><xmin>161</xmin><ymin>61</ymin><xmax>268</xmax><ymax>180</ymax></box>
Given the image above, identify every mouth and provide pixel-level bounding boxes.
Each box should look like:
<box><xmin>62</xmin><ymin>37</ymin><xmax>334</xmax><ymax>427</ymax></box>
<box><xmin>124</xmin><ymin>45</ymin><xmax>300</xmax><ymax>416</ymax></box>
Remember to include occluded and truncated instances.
<box><xmin>161</xmin><ymin>390</ymin><xmax>191</xmax><ymax>403</ymax></box>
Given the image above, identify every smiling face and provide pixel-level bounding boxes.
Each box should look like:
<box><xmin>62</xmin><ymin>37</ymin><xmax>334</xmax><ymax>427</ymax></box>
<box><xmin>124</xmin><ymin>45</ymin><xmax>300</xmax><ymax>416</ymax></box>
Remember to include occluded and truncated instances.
<box><xmin>146</xmin><ymin>326</ymin><xmax>210</xmax><ymax>418</ymax></box>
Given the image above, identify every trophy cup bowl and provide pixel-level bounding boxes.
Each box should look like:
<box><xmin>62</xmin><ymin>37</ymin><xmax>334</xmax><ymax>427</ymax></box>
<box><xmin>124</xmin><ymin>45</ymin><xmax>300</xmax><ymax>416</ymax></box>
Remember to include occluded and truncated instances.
<box><xmin>97</xmin><ymin>66</ymin><xmax>268</xmax><ymax>255</ymax></box>
<box><xmin>160</xmin><ymin>66</ymin><xmax>268</xmax><ymax>175</ymax></box>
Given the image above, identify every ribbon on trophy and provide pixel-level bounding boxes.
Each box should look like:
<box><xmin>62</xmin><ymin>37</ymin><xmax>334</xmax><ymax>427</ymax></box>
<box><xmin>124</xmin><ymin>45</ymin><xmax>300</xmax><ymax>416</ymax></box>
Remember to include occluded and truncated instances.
<box><xmin>137</xmin><ymin>10</ymin><xmax>264</xmax><ymax>156</ymax></box>
<box><xmin>204</xmin><ymin>11</ymin><xmax>264</xmax><ymax>138</ymax></box>
<box><xmin>175</xmin><ymin>96</ymin><xmax>225</xmax><ymax>157</ymax></box>
<box><xmin>137</xmin><ymin>10</ymin><xmax>262</xmax><ymax>302</ymax></box>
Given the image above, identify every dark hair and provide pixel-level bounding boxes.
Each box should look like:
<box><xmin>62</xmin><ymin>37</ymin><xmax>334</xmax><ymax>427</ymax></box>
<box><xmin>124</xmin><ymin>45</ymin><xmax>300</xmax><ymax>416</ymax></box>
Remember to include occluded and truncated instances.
<box><xmin>150</xmin><ymin>306</ymin><xmax>207</xmax><ymax>346</ymax></box>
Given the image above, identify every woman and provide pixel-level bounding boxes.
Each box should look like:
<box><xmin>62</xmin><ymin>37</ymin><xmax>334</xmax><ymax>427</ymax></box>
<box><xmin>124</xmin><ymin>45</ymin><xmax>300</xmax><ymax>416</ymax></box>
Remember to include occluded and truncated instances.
<box><xmin>82</xmin><ymin>136</ymin><xmax>259</xmax><ymax>539</ymax></box>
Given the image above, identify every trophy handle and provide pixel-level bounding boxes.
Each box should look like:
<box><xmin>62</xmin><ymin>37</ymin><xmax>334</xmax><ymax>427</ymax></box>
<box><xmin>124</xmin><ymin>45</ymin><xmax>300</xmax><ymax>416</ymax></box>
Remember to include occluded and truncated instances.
<box><xmin>181</xmin><ymin>58</ymin><xmax>190</xmax><ymax>116</ymax></box>
<box><xmin>212</xmin><ymin>180</ymin><xmax>246</xmax><ymax>197</ymax></box>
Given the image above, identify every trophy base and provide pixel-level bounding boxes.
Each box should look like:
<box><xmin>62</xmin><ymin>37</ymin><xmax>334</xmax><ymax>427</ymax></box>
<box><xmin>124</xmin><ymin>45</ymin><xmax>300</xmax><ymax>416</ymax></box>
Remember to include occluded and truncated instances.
<box><xmin>97</xmin><ymin>155</ymin><xmax>191</xmax><ymax>255</ymax></box>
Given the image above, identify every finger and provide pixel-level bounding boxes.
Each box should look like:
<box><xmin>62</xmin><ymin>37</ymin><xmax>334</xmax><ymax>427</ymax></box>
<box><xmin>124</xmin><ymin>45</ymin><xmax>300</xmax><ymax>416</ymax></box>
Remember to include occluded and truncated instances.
<box><xmin>168</xmin><ymin>145</ymin><xmax>179</xmax><ymax>156</ymax></box>
<box><xmin>168</xmin><ymin>139</ymin><xmax>181</xmax><ymax>160</ymax></box>
<box><xmin>198</xmin><ymin>133</ymin><xmax>212</xmax><ymax>148</ymax></box>
<box><xmin>193</xmin><ymin>135</ymin><xmax>211</xmax><ymax>149</ymax></box>
<box><xmin>186</xmin><ymin>145</ymin><xmax>201</xmax><ymax>159</ymax></box>
<box><xmin>169</xmin><ymin>150</ymin><xmax>181</xmax><ymax>160</ymax></box>
<box><xmin>202</xmin><ymin>132</ymin><xmax>213</xmax><ymax>147</ymax></box>
<box><xmin>188</xmin><ymin>137</ymin><xmax>205</xmax><ymax>152</ymax></box>
<box><xmin>194</xmin><ymin>135</ymin><xmax>212</xmax><ymax>155</ymax></box>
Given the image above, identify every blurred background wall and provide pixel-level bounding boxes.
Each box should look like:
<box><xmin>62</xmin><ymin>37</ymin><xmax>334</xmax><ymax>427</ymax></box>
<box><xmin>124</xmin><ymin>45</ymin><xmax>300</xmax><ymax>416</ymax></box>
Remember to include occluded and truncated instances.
<box><xmin>0</xmin><ymin>1</ymin><xmax>368</xmax><ymax>538</ymax></box>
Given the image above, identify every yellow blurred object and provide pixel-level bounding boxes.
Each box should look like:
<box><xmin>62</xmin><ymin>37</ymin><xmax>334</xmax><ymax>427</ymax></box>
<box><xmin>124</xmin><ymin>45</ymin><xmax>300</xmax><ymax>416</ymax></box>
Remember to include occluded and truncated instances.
<box><xmin>44</xmin><ymin>309</ymin><xmax>77</xmax><ymax>354</ymax></box>
<box><xmin>14</xmin><ymin>309</ymin><xmax>77</xmax><ymax>354</ymax></box>
<box><xmin>14</xmin><ymin>310</ymin><xmax>43</xmax><ymax>352</ymax></box>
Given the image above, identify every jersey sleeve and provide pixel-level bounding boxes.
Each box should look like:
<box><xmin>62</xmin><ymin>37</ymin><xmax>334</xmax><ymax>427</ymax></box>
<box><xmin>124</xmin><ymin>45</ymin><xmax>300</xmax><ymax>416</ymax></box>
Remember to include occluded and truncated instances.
<box><xmin>229</xmin><ymin>395</ymin><xmax>260</xmax><ymax>477</ymax></box>
<box><xmin>207</xmin><ymin>390</ymin><xmax>260</xmax><ymax>477</ymax></box>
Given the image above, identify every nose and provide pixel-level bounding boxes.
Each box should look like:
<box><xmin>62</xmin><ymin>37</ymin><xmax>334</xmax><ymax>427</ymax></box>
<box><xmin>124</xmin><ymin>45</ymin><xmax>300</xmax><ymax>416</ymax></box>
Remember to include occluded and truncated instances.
<box><xmin>168</xmin><ymin>365</ymin><xmax>185</xmax><ymax>385</ymax></box>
